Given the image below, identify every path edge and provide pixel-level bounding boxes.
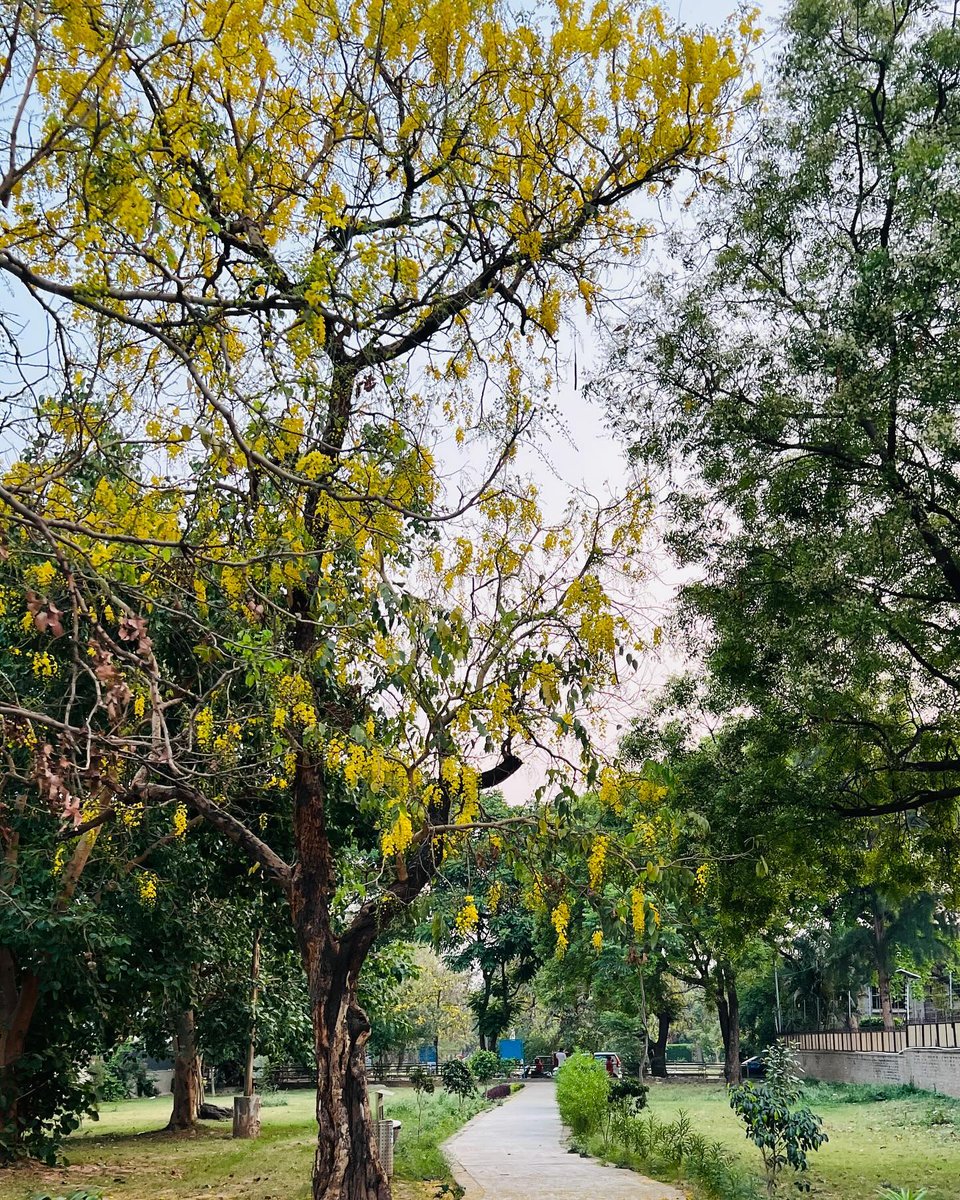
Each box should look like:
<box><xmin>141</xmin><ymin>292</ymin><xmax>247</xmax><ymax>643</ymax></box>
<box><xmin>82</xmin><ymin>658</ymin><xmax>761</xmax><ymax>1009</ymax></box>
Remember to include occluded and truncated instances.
<box><xmin>441</xmin><ymin>1087</ymin><xmax>525</xmax><ymax>1200</ymax></box>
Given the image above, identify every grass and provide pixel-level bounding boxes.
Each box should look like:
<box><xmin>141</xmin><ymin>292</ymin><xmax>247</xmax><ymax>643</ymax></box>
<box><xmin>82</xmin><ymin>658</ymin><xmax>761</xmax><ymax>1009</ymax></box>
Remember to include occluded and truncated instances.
<box><xmin>614</xmin><ymin>1080</ymin><xmax>960</xmax><ymax>1200</ymax></box>
<box><xmin>0</xmin><ymin>1088</ymin><xmax>488</xmax><ymax>1200</ymax></box>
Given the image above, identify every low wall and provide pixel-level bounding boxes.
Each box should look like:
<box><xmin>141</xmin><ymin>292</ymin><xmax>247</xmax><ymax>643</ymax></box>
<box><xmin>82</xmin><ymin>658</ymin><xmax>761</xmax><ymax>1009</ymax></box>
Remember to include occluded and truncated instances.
<box><xmin>796</xmin><ymin>1046</ymin><xmax>960</xmax><ymax>1099</ymax></box>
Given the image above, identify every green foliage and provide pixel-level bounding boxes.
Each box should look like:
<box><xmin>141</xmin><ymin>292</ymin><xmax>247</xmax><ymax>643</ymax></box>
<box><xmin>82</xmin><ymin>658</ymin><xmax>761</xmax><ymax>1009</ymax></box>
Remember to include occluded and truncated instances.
<box><xmin>877</xmin><ymin>1190</ymin><xmax>927</xmax><ymax>1200</ymax></box>
<box><xmin>592</xmin><ymin>1108</ymin><xmax>763</xmax><ymax>1200</ymax></box>
<box><xmin>603</xmin><ymin>0</ymin><xmax>960</xmax><ymax>861</ymax></box>
<box><xmin>439</xmin><ymin>1060</ymin><xmax>475</xmax><ymax>1108</ymax></box>
<box><xmin>555</xmin><ymin>1052</ymin><xmax>610</xmax><ymax>1139</ymax></box>
<box><xmin>89</xmin><ymin>1041</ymin><xmax>157</xmax><ymax>1103</ymax></box>
<box><xmin>467</xmin><ymin>1049</ymin><xmax>500</xmax><ymax>1084</ymax></box>
<box><xmin>409</xmin><ymin>1065</ymin><xmax>436</xmax><ymax>1139</ymax></box>
<box><xmin>729</xmin><ymin>1042</ymin><xmax>827</xmax><ymax>1195</ymax></box>
<box><xmin>666</xmin><ymin>1044</ymin><xmax>695</xmax><ymax>1063</ymax></box>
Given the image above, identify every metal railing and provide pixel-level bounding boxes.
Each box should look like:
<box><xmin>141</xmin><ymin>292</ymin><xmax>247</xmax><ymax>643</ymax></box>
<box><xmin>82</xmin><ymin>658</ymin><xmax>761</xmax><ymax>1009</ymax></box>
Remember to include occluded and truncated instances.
<box><xmin>788</xmin><ymin>1019</ymin><xmax>960</xmax><ymax>1054</ymax></box>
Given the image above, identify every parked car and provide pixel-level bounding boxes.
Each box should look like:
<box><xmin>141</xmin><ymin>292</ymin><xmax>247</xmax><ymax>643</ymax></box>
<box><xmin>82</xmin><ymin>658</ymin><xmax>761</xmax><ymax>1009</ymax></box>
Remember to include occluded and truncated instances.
<box><xmin>594</xmin><ymin>1051</ymin><xmax>622</xmax><ymax>1079</ymax></box>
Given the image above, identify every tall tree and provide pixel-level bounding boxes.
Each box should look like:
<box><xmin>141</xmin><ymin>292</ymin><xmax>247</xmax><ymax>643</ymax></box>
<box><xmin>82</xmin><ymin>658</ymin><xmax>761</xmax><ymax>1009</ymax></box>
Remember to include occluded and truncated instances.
<box><xmin>0</xmin><ymin>2</ymin><xmax>758</xmax><ymax>1191</ymax></box>
<box><xmin>600</xmin><ymin>0</ymin><xmax>960</xmax><ymax>835</ymax></box>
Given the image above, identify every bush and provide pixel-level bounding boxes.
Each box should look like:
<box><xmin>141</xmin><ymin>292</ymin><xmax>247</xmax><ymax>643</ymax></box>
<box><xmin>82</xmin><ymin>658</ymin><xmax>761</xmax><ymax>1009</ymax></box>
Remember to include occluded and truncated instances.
<box><xmin>485</xmin><ymin>1083</ymin><xmax>511</xmax><ymax>1100</ymax></box>
<box><xmin>510</xmin><ymin>1082</ymin><xmax>524</xmax><ymax>1093</ymax></box>
<box><xmin>729</xmin><ymin>1042</ymin><xmax>827</xmax><ymax>1195</ymax></box>
<box><xmin>467</xmin><ymin>1049</ymin><xmax>500</xmax><ymax>1084</ymax></box>
<box><xmin>440</xmin><ymin>1060</ymin><xmax>475</xmax><ymax>1108</ymax></box>
<box><xmin>555</xmin><ymin>1052</ymin><xmax>610</xmax><ymax>1139</ymax></box>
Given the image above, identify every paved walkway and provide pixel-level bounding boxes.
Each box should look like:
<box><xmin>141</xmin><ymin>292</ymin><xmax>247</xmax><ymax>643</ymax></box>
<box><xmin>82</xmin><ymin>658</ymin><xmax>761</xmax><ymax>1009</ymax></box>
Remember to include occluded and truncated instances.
<box><xmin>443</xmin><ymin>1083</ymin><xmax>684</xmax><ymax>1200</ymax></box>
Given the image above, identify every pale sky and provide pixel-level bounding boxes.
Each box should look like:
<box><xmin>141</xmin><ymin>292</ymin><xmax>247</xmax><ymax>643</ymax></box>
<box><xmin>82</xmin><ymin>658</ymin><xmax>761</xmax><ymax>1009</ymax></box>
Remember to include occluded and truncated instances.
<box><xmin>498</xmin><ymin>0</ymin><xmax>787</xmax><ymax>798</ymax></box>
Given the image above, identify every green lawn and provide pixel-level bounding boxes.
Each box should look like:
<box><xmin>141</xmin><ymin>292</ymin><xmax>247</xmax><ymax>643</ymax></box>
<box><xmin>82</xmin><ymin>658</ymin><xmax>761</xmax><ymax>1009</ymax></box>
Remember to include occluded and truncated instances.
<box><xmin>636</xmin><ymin>1080</ymin><xmax>960</xmax><ymax>1200</ymax></box>
<box><xmin>0</xmin><ymin>1088</ymin><xmax>487</xmax><ymax>1200</ymax></box>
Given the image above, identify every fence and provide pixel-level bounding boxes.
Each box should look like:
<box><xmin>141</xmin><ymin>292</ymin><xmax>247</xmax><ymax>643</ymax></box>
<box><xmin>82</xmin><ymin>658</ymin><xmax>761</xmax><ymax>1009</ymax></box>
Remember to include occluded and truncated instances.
<box><xmin>788</xmin><ymin>1019</ymin><xmax>960</xmax><ymax>1054</ymax></box>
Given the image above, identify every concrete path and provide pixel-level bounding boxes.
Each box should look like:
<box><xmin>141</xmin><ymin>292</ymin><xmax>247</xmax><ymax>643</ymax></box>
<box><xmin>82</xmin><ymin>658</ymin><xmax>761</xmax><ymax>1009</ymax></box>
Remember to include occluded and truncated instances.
<box><xmin>443</xmin><ymin>1083</ymin><xmax>685</xmax><ymax>1200</ymax></box>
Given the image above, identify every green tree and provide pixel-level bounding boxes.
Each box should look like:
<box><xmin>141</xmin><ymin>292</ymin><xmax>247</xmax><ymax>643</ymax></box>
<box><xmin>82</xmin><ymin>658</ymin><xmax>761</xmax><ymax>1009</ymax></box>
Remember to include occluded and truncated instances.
<box><xmin>0</xmin><ymin>1</ymin><xmax>756</xmax><ymax>1191</ymax></box>
<box><xmin>601</xmin><ymin>0</ymin><xmax>960</xmax><ymax>839</ymax></box>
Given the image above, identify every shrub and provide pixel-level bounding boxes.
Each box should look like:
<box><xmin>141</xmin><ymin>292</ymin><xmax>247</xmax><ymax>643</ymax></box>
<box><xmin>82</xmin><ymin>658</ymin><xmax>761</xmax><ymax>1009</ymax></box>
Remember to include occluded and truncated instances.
<box><xmin>467</xmin><ymin>1049</ymin><xmax>500</xmax><ymax>1085</ymax></box>
<box><xmin>729</xmin><ymin>1042</ymin><xmax>827</xmax><ymax>1195</ymax></box>
<box><xmin>510</xmin><ymin>1082</ymin><xmax>524</xmax><ymax>1093</ymax></box>
<box><xmin>878</xmin><ymin>1190</ymin><xmax>927</xmax><ymax>1200</ymax></box>
<box><xmin>485</xmin><ymin>1083</ymin><xmax>511</xmax><ymax>1100</ymax></box>
<box><xmin>440</xmin><ymin>1060</ymin><xmax>475</xmax><ymax>1108</ymax></box>
<box><xmin>555</xmin><ymin>1052</ymin><xmax>610</xmax><ymax>1139</ymax></box>
<box><xmin>410</xmin><ymin>1066</ymin><xmax>435</xmax><ymax>1138</ymax></box>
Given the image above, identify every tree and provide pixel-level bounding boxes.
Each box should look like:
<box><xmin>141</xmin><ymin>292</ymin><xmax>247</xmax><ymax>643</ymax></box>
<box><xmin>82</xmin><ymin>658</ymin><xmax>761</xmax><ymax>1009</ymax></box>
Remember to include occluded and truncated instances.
<box><xmin>429</xmin><ymin>796</ymin><xmax>542</xmax><ymax>1050</ymax></box>
<box><xmin>599</xmin><ymin>0</ymin><xmax>960</xmax><ymax>835</ymax></box>
<box><xmin>729</xmin><ymin>1041</ymin><xmax>827</xmax><ymax>1196</ymax></box>
<box><xmin>0</xmin><ymin>1</ymin><xmax>757</xmax><ymax>1194</ymax></box>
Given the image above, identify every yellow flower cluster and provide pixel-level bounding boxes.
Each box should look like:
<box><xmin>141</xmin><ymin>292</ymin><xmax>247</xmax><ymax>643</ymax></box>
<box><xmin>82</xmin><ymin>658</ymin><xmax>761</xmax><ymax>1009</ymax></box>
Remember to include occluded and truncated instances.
<box><xmin>695</xmin><ymin>863</ymin><xmax>710</xmax><ymax>895</ymax></box>
<box><xmin>137</xmin><ymin>870</ymin><xmax>159</xmax><ymax>905</ymax></box>
<box><xmin>551</xmin><ymin>900</ymin><xmax>570</xmax><ymax>958</ymax></box>
<box><xmin>32</xmin><ymin>651</ymin><xmax>59</xmax><ymax>678</ymax></box>
<box><xmin>272</xmin><ymin>706</ymin><xmax>287</xmax><ymax>730</ymax></box>
<box><xmin>277</xmin><ymin>673</ymin><xmax>313</xmax><ymax>705</ymax></box>
<box><xmin>33</xmin><ymin>561</ymin><xmax>57</xmax><ymax>589</ymax></box>
<box><xmin>631</xmin><ymin>887</ymin><xmax>646</xmax><ymax>938</ymax></box>
<box><xmin>52</xmin><ymin>845</ymin><xmax>67</xmax><ymax>876</ymax></box>
<box><xmin>591</xmin><ymin>929</ymin><xmax>604</xmax><ymax>953</ymax></box>
<box><xmin>212</xmin><ymin>721</ymin><xmax>242</xmax><ymax>756</ymax></box>
<box><xmin>381</xmin><ymin>807</ymin><xmax>413</xmax><ymax>859</ymax></box>
<box><xmin>455</xmin><ymin>895</ymin><xmax>480</xmax><ymax>935</ymax></box>
<box><xmin>120</xmin><ymin>801</ymin><xmax>144</xmax><ymax>828</ymax></box>
<box><xmin>487</xmin><ymin>880</ymin><xmax>503</xmax><ymax>912</ymax></box>
<box><xmin>195</xmin><ymin>706</ymin><xmax>214</xmax><ymax>747</ymax></box>
<box><xmin>172</xmin><ymin>803</ymin><xmax>188</xmax><ymax>838</ymax></box>
<box><xmin>598</xmin><ymin>767</ymin><xmax>622</xmax><ymax>812</ymax></box>
<box><xmin>587</xmin><ymin>834</ymin><xmax>609</xmax><ymax>890</ymax></box>
<box><xmin>291</xmin><ymin>701</ymin><xmax>317</xmax><ymax>729</ymax></box>
<box><xmin>133</xmin><ymin>694</ymin><xmax>146</xmax><ymax>719</ymax></box>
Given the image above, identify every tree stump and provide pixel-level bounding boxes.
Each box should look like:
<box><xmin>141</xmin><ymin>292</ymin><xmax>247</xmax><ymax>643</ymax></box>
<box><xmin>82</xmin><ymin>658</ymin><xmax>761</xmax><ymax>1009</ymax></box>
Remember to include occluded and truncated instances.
<box><xmin>232</xmin><ymin>1094</ymin><xmax>261</xmax><ymax>1139</ymax></box>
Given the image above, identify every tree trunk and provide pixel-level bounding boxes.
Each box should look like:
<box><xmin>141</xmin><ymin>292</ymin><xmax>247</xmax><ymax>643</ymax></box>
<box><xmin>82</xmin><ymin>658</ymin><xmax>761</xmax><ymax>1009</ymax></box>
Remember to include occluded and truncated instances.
<box><xmin>715</xmin><ymin>968</ymin><xmax>741</xmax><ymax>1084</ymax></box>
<box><xmin>305</xmin><ymin>961</ymin><xmax>388</xmax><ymax>1200</ymax></box>
<box><xmin>168</xmin><ymin>1008</ymin><xmax>203</xmax><ymax>1130</ymax></box>
<box><xmin>0</xmin><ymin>949</ymin><xmax>40</xmax><ymax>1157</ymax></box>
<box><xmin>292</xmin><ymin>759</ymin><xmax>389</xmax><ymax>1200</ymax></box>
<box><xmin>233</xmin><ymin>1094</ymin><xmax>262</xmax><ymax>1138</ymax></box>
<box><xmin>649</xmin><ymin>1011</ymin><xmax>670</xmax><ymax>1078</ymax></box>
<box><xmin>872</xmin><ymin>906</ymin><xmax>895</xmax><ymax>1032</ymax></box>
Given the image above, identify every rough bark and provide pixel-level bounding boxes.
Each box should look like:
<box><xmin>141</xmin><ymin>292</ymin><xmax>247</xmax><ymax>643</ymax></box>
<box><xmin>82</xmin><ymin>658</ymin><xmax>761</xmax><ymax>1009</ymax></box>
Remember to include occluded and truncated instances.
<box><xmin>167</xmin><ymin>1008</ymin><xmax>203</xmax><ymax>1130</ymax></box>
<box><xmin>715</xmin><ymin>968</ymin><xmax>741</xmax><ymax>1084</ymax></box>
<box><xmin>649</xmin><ymin>1011</ymin><xmax>670</xmax><ymax>1078</ymax></box>
<box><xmin>233</xmin><ymin>1095</ymin><xmax>262</xmax><ymax>1137</ymax></box>
<box><xmin>0</xmin><ymin>949</ymin><xmax>40</xmax><ymax>1153</ymax></box>
<box><xmin>292</xmin><ymin>760</ymin><xmax>389</xmax><ymax>1200</ymax></box>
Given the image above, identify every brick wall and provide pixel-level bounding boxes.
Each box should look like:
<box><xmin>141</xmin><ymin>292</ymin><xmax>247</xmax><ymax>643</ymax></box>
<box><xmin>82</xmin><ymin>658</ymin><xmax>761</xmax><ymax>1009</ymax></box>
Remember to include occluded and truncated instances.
<box><xmin>796</xmin><ymin>1046</ymin><xmax>960</xmax><ymax>1098</ymax></box>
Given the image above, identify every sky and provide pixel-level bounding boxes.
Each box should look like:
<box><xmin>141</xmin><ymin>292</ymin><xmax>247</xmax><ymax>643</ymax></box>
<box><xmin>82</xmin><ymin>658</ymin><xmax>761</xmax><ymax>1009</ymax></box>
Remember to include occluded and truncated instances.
<box><xmin>496</xmin><ymin>0</ymin><xmax>787</xmax><ymax>798</ymax></box>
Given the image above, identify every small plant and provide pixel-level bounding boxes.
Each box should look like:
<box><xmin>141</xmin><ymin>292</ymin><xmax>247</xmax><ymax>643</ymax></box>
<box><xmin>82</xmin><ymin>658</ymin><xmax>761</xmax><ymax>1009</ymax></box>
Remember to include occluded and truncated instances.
<box><xmin>555</xmin><ymin>1052</ymin><xmax>611</xmax><ymax>1139</ymax></box>
<box><xmin>467</xmin><ymin>1049</ymin><xmax>500</xmax><ymax>1085</ymax></box>
<box><xmin>878</xmin><ymin>1190</ymin><xmax>927</xmax><ymax>1200</ymax></box>
<box><xmin>409</xmin><ymin>1066</ymin><xmax>435</xmax><ymax>1138</ymax></box>
<box><xmin>607</xmin><ymin>1077</ymin><xmax>649</xmax><ymax>1147</ymax></box>
<box><xmin>729</xmin><ymin>1041</ymin><xmax>827</xmax><ymax>1195</ymax></box>
<box><xmin>440</xmin><ymin>1060</ymin><xmax>475</xmax><ymax>1109</ymax></box>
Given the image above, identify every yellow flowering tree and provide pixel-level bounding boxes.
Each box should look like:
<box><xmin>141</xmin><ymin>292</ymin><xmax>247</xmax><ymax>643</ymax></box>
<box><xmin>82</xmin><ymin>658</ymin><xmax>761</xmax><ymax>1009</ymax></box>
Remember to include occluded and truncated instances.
<box><xmin>0</xmin><ymin>0</ymin><xmax>759</xmax><ymax>1193</ymax></box>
